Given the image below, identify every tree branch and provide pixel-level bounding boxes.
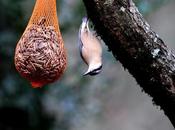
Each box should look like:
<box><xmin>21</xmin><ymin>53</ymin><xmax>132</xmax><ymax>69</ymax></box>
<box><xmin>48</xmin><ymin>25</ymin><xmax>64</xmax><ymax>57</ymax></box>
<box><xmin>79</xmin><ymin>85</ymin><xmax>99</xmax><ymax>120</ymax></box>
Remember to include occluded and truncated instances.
<box><xmin>82</xmin><ymin>0</ymin><xmax>175</xmax><ymax>127</ymax></box>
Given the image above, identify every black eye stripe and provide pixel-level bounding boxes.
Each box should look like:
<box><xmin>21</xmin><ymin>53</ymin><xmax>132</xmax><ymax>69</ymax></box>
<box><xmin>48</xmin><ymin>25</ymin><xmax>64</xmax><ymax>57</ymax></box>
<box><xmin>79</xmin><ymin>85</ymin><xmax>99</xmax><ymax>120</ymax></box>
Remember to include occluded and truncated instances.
<box><xmin>83</xmin><ymin>65</ymin><xmax>102</xmax><ymax>76</ymax></box>
<box><xmin>88</xmin><ymin>65</ymin><xmax>102</xmax><ymax>76</ymax></box>
<box><xmin>92</xmin><ymin>65</ymin><xmax>102</xmax><ymax>72</ymax></box>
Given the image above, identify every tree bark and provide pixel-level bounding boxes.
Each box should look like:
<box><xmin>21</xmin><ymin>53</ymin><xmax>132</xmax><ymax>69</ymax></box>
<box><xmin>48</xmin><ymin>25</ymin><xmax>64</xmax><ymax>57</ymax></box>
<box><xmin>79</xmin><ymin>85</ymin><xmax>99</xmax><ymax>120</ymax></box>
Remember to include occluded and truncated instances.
<box><xmin>82</xmin><ymin>0</ymin><xmax>175</xmax><ymax>127</ymax></box>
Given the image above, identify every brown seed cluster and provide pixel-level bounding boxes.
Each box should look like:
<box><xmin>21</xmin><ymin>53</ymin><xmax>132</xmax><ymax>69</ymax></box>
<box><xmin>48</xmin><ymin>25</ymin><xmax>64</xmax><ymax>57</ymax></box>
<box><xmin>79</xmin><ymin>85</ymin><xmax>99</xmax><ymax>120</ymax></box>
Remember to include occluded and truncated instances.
<box><xmin>15</xmin><ymin>18</ymin><xmax>67</xmax><ymax>87</ymax></box>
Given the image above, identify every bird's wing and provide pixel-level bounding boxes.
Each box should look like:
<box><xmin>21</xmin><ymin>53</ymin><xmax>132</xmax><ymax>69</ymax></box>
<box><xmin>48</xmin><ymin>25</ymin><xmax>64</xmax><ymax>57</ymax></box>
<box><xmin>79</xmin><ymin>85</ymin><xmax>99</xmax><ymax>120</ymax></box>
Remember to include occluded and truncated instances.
<box><xmin>78</xmin><ymin>25</ymin><xmax>88</xmax><ymax>64</ymax></box>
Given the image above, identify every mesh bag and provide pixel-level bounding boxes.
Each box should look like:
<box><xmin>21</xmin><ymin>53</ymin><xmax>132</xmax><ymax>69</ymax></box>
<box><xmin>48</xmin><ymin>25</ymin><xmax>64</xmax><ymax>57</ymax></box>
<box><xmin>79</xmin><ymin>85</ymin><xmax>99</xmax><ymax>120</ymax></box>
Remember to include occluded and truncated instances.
<box><xmin>15</xmin><ymin>0</ymin><xmax>67</xmax><ymax>88</ymax></box>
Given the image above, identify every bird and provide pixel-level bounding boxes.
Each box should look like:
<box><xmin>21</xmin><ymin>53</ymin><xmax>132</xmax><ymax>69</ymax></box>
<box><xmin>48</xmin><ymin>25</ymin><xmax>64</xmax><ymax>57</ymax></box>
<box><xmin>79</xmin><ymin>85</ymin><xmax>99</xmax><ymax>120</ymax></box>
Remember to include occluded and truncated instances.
<box><xmin>78</xmin><ymin>17</ymin><xmax>102</xmax><ymax>76</ymax></box>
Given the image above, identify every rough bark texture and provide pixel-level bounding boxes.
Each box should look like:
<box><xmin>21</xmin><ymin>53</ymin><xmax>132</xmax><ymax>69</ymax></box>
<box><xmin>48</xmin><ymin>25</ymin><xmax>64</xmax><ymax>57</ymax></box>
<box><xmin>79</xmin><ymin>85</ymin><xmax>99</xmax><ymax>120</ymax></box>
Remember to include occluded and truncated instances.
<box><xmin>82</xmin><ymin>0</ymin><xmax>175</xmax><ymax>127</ymax></box>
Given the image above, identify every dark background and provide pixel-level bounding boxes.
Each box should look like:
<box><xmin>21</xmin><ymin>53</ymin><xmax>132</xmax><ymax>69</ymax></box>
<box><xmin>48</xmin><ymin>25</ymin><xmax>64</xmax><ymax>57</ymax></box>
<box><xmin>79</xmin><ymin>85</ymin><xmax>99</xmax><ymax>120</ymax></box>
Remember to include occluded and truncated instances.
<box><xmin>0</xmin><ymin>0</ymin><xmax>174</xmax><ymax>130</ymax></box>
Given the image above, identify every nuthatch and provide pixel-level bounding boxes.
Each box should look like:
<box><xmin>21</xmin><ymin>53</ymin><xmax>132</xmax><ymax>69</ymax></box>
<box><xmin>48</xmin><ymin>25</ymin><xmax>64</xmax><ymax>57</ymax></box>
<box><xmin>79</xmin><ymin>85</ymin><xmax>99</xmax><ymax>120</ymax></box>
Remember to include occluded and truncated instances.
<box><xmin>78</xmin><ymin>17</ymin><xmax>102</xmax><ymax>76</ymax></box>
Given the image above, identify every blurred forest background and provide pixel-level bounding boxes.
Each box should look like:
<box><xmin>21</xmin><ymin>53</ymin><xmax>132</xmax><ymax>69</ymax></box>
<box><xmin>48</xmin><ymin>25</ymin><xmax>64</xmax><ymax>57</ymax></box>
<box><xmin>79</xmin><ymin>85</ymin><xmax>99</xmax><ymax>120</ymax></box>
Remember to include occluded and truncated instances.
<box><xmin>0</xmin><ymin>0</ymin><xmax>174</xmax><ymax>130</ymax></box>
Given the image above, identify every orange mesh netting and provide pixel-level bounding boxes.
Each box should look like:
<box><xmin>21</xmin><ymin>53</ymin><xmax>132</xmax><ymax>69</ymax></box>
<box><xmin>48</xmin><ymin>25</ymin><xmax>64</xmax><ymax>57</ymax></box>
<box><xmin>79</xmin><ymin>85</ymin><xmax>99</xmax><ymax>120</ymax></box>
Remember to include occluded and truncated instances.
<box><xmin>28</xmin><ymin>0</ymin><xmax>60</xmax><ymax>33</ymax></box>
<box><xmin>14</xmin><ymin>0</ymin><xmax>67</xmax><ymax>88</ymax></box>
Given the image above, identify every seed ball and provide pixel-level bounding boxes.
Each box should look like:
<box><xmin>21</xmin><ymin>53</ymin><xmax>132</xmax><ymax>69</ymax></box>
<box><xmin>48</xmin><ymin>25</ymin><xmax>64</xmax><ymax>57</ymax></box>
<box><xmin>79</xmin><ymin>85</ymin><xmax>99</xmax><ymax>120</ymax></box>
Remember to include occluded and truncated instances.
<box><xmin>15</xmin><ymin>24</ymin><xmax>67</xmax><ymax>88</ymax></box>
